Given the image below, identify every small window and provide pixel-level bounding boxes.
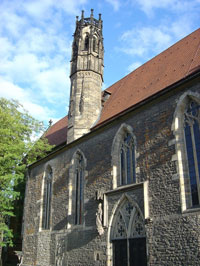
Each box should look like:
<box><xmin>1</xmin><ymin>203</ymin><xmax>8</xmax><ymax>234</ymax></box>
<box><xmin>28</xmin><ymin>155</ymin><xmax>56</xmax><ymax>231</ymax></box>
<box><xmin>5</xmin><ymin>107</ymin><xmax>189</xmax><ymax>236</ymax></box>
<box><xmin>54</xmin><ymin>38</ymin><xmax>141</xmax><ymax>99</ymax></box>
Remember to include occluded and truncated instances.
<box><xmin>93</xmin><ymin>37</ymin><xmax>98</xmax><ymax>52</ymax></box>
<box><xmin>120</xmin><ymin>132</ymin><xmax>136</xmax><ymax>186</ymax></box>
<box><xmin>75</xmin><ymin>153</ymin><xmax>84</xmax><ymax>224</ymax></box>
<box><xmin>84</xmin><ymin>35</ymin><xmax>89</xmax><ymax>51</ymax></box>
<box><xmin>184</xmin><ymin>100</ymin><xmax>200</xmax><ymax>207</ymax></box>
<box><xmin>42</xmin><ymin>167</ymin><xmax>52</xmax><ymax>229</ymax></box>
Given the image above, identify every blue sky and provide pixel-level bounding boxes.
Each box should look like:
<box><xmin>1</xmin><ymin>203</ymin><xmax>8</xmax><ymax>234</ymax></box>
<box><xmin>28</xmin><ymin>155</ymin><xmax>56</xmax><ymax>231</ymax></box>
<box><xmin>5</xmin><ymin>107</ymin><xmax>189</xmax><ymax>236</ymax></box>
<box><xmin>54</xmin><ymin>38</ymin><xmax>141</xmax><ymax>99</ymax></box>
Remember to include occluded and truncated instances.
<box><xmin>0</xmin><ymin>0</ymin><xmax>199</xmax><ymax>126</ymax></box>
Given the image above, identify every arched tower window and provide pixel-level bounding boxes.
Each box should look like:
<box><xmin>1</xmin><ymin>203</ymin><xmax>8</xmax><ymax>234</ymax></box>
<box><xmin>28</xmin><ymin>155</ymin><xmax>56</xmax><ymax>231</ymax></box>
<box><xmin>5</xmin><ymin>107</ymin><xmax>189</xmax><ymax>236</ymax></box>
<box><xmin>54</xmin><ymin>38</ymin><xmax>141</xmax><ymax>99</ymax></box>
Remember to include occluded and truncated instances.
<box><xmin>109</xmin><ymin>196</ymin><xmax>147</xmax><ymax>266</ymax></box>
<box><xmin>112</xmin><ymin>124</ymin><xmax>137</xmax><ymax>188</ymax></box>
<box><xmin>84</xmin><ymin>34</ymin><xmax>89</xmax><ymax>51</ymax></box>
<box><xmin>75</xmin><ymin>152</ymin><xmax>84</xmax><ymax>225</ymax></box>
<box><xmin>93</xmin><ymin>36</ymin><xmax>98</xmax><ymax>52</ymax></box>
<box><xmin>42</xmin><ymin>166</ymin><xmax>53</xmax><ymax>230</ymax></box>
<box><xmin>184</xmin><ymin>100</ymin><xmax>200</xmax><ymax>206</ymax></box>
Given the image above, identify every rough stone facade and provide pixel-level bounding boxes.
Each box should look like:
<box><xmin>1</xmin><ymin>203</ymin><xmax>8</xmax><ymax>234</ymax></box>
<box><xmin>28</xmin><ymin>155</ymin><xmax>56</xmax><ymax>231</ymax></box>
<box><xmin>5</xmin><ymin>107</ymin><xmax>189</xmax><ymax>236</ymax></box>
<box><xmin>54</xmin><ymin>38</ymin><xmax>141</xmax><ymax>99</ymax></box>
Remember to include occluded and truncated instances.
<box><xmin>21</xmin><ymin>10</ymin><xmax>200</xmax><ymax>266</ymax></box>
<box><xmin>22</xmin><ymin>75</ymin><xmax>200</xmax><ymax>265</ymax></box>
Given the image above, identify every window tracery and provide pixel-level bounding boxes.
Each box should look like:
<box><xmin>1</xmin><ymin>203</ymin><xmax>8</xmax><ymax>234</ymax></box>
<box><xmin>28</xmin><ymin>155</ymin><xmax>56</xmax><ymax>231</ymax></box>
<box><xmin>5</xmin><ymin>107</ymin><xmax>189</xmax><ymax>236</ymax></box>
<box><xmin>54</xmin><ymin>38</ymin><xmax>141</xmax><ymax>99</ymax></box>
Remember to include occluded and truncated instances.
<box><xmin>110</xmin><ymin>197</ymin><xmax>147</xmax><ymax>266</ymax></box>
<box><xmin>112</xmin><ymin>124</ymin><xmax>137</xmax><ymax>189</ymax></box>
<box><xmin>120</xmin><ymin>132</ymin><xmax>136</xmax><ymax>186</ymax></box>
<box><xmin>111</xmin><ymin>198</ymin><xmax>145</xmax><ymax>241</ymax></box>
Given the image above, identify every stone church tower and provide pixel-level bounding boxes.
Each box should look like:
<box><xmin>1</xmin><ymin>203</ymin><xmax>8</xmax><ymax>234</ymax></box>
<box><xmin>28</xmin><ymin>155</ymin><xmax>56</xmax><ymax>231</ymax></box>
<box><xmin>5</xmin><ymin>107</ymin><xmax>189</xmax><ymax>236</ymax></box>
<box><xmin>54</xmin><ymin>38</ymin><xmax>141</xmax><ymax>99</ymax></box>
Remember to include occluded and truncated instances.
<box><xmin>67</xmin><ymin>9</ymin><xmax>104</xmax><ymax>143</ymax></box>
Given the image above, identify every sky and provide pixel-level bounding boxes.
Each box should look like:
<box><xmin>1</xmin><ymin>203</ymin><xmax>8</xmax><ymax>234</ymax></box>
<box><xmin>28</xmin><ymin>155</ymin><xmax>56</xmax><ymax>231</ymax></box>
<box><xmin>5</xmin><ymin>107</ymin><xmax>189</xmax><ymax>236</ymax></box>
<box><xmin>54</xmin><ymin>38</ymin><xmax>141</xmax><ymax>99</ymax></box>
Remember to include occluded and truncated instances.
<box><xmin>0</xmin><ymin>0</ymin><xmax>199</xmax><ymax>127</ymax></box>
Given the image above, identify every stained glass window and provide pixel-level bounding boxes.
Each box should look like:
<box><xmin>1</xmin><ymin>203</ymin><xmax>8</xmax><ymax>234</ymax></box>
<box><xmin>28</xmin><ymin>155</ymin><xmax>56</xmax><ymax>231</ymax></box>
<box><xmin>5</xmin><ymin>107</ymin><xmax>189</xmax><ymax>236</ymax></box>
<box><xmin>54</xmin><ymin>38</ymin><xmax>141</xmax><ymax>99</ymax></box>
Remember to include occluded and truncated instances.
<box><xmin>75</xmin><ymin>153</ymin><xmax>84</xmax><ymax>224</ymax></box>
<box><xmin>120</xmin><ymin>133</ymin><xmax>136</xmax><ymax>186</ymax></box>
<box><xmin>184</xmin><ymin>100</ymin><xmax>200</xmax><ymax>207</ymax></box>
<box><xmin>42</xmin><ymin>167</ymin><xmax>52</xmax><ymax>229</ymax></box>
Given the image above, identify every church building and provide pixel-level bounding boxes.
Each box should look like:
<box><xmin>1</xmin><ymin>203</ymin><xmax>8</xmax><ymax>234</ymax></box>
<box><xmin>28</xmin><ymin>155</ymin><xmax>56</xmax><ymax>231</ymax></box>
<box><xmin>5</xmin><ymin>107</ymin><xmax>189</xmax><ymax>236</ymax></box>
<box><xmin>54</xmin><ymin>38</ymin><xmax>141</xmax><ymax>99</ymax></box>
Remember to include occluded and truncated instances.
<box><xmin>22</xmin><ymin>9</ymin><xmax>200</xmax><ymax>266</ymax></box>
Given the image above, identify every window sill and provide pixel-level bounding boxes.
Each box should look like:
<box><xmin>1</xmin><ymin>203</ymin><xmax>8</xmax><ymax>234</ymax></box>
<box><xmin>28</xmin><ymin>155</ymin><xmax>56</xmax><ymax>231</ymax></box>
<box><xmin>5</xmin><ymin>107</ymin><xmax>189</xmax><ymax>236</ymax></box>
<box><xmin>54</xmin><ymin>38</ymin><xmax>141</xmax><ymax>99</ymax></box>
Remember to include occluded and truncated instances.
<box><xmin>182</xmin><ymin>206</ymin><xmax>200</xmax><ymax>215</ymax></box>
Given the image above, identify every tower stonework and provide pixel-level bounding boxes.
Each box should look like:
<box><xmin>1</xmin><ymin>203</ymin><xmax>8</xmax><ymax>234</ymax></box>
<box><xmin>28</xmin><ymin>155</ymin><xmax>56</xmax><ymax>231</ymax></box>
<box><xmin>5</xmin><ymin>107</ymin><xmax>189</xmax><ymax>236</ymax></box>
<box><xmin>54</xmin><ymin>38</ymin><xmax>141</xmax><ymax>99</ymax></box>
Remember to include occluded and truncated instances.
<box><xmin>67</xmin><ymin>9</ymin><xmax>104</xmax><ymax>143</ymax></box>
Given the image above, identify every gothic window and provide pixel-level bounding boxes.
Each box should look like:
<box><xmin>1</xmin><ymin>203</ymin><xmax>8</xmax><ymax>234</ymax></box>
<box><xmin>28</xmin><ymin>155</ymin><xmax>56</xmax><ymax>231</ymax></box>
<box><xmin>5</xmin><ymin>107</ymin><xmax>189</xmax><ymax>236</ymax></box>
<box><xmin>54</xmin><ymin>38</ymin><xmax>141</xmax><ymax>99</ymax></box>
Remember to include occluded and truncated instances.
<box><xmin>184</xmin><ymin>100</ymin><xmax>200</xmax><ymax>207</ymax></box>
<box><xmin>75</xmin><ymin>153</ymin><xmax>84</xmax><ymax>224</ymax></box>
<box><xmin>42</xmin><ymin>166</ymin><xmax>52</xmax><ymax>230</ymax></box>
<box><xmin>84</xmin><ymin>35</ymin><xmax>89</xmax><ymax>51</ymax></box>
<box><xmin>93</xmin><ymin>37</ymin><xmax>98</xmax><ymax>52</ymax></box>
<box><xmin>112</xmin><ymin>124</ymin><xmax>137</xmax><ymax>189</ymax></box>
<box><xmin>120</xmin><ymin>132</ymin><xmax>136</xmax><ymax>186</ymax></box>
<box><xmin>111</xmin><ymin>197</ymin><xmax>147</xmax><ymax>266</ymax></box>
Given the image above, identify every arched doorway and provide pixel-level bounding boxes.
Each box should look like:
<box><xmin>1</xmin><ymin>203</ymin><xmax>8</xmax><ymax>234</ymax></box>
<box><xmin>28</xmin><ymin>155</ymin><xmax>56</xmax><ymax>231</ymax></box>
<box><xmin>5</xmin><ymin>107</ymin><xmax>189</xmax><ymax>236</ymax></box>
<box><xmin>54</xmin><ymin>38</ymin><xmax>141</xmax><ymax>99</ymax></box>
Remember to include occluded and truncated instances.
<box><xmin>110</xmin><ymin>196</ymin><xmax>147</xmax><ymax>266</ymax></box>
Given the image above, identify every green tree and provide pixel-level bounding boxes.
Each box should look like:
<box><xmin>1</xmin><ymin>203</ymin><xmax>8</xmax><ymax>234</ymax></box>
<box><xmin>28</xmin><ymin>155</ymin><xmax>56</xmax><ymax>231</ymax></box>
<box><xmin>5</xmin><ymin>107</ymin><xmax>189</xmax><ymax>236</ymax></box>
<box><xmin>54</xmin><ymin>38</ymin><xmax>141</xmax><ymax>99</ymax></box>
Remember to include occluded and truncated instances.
<box><xmin>0</xmin><ymin>98</ymin><xmax>53</xmax><ymax>254</ymax></box>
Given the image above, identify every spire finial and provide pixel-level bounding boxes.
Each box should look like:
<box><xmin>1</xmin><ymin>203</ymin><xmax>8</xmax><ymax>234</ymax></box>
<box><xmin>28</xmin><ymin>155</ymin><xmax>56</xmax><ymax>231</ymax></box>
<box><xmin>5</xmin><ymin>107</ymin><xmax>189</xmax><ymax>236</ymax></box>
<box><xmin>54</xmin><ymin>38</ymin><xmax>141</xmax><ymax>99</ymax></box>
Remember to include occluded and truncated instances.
<box><xmin>99</xmin><ymin>13</ymin><xmax>102</xmax><ymax>20</ymax></box>
<box><xmin>81</xmin><ymin>10</ymin><xmax>84</xmax><ymax>25</ymax></box>
<box><xmin>91</xmin><ymin>9</ymin><xmax>94</xmax><ymax>17</ymax></box>
<box><xmin>81</xmin><ymin>10</ymin><xmax>84</xmax><ymax>19</ymax></box>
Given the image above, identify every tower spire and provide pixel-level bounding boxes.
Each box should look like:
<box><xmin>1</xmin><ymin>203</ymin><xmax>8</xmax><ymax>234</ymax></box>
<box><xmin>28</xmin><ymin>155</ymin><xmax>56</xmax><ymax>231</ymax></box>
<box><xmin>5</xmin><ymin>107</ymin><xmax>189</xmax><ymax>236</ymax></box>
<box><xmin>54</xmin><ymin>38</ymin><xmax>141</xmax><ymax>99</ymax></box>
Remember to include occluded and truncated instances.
<box><xmin>67</xmin><ymin>10</ymin><xmax>104</xmax><ymax>143</ymax></box>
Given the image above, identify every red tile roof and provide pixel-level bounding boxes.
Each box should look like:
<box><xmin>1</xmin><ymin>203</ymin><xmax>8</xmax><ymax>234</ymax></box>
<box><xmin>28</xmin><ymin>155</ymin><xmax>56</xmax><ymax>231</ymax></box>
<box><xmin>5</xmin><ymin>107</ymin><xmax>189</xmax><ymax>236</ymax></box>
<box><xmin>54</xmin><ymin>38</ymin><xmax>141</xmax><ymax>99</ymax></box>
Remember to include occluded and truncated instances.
<box><xmin>97</xmin><ymin>28</ymin><xmax>200</xmax><ymax>126</ymax></box>
<box><xmin>44</xmin><ymin>116</ymin><xmax>68</xmax><ymax>146</ymax></box>
<box><xmin>45</xmin><ymin>28</ymin><xmax>200</xmax><ymax>146</ymax></box>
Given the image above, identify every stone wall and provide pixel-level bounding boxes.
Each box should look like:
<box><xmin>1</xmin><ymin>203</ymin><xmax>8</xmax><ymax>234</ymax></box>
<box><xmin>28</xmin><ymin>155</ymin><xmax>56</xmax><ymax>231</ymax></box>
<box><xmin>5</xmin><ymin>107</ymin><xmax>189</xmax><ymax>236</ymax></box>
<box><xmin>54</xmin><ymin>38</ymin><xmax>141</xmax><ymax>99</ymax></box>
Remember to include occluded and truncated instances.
<box><xmin>22</xmin><ymin>77</ymin><xmax>200</xmax><ymax>265</ymax></box>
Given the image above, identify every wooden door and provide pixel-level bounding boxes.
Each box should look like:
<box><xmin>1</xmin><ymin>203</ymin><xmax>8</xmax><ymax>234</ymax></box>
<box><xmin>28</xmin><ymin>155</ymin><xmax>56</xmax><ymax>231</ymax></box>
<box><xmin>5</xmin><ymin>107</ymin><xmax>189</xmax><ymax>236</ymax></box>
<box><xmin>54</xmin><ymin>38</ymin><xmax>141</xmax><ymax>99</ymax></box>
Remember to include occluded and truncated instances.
<box><xmin>129</xmin><ymin>238</ymin><xmax>147</xmax><ymax>266</ymax></box>
<box><xmin>113</xmin><ymin>239</ymin><xmax>127</xmax><ymax>266</ymax></box>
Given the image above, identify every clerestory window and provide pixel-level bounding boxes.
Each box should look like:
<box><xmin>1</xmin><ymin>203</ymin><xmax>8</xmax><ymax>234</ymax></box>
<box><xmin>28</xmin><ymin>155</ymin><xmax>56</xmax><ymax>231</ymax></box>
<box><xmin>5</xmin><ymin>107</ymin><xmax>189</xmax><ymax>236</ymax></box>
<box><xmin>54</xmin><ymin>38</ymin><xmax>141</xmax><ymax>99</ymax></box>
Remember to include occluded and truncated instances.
<box><xmin>184</xmin><ymin>100</ymin><xmax>200</xmax><ymax>207</ymax></box>
<box><xmin>120</xmin><ymin>132</ymin><xmax>136</xmax><ymax>186</ymax></box>
<box><xmin>42</xmin><ymin>166</ymin><xmax>52</xmax><ymax>230</ymax></box>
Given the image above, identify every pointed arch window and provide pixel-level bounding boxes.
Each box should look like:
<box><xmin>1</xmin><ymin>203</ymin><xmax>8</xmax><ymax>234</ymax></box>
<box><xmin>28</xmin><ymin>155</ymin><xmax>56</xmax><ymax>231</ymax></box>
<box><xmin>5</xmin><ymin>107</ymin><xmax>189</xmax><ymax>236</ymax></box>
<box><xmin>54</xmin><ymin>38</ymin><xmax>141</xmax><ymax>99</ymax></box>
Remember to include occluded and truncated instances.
<box><xmin>120</xmin><ymin>132</ymin><xmax>136</xmax><ymax>186</ymax></box>
<box><xmin>184</xmin><ymin>100</ymin><xmax>200</xmax><ymax>207</ymax></box>
<box><xmin>75</xmin><ymin>153</ymin><xmax>84</xmax><ymax>224</ymax></box>
<box><xmin>84</xmin><ymin>35</ymin><xmax>89</xmax><ymax>51</ymax></box>
<box><xmin>42</xmin><ymin>167</ymin><xmax>52</xmax><ymax>230</ymax></box>
<box><xmin>93</xmin><ymin>37</ymin><xmax>98</xmax><ymax>52</ymax></box>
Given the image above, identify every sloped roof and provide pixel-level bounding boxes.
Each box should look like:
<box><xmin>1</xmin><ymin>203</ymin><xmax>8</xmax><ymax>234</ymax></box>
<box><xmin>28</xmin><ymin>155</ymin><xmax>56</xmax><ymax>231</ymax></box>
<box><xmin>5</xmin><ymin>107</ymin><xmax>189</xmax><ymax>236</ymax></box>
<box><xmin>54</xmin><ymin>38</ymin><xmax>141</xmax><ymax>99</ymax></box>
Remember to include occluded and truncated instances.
<box><xmin>45</xmin><ymin>115</ymin><xmax>68</xmax><ymax>146</ymax></box>
<box><xmin>45</xmin><ymin>28</ymin><xmax>200</xmax><ymax>146</ymax></box>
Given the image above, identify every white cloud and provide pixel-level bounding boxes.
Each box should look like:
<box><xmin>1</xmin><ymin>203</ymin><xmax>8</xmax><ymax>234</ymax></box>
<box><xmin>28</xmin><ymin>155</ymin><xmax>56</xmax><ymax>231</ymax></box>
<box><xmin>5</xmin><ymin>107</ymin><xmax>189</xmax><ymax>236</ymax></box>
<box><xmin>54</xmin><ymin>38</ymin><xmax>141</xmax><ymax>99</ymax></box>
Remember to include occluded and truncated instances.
<box><xmin>36</xmin><ymin>67</ymin><xmax>70</xmax><ymax>104</ymax></box>
<box><xmin>134</xmin><ymin>0</ymin><xmax>200</xmax><ymax>17</ymax></box>
<box><xmin>120</xmin><ymin>26</ymin><xmax>172</xmax><ymax>57</ymax></box>
<box><xmin>105</xmin><ymin>0</ymin><xmax>121</xmax><ymax>11</ymax></box>
<box><xmin>0</xmin><ymin>0</ymin><xmax>79</xmax><ymax>122</ymax></box>
<box><xmin>118</xmin><ymin>15</ymin><xmax>195</xmax><ymax>60</ymax></box>
<box><xmin>0</xmin><ymin>77</ymin><xmax>54</xmax><ymax>122</ymax></box>
<box><xmin>127</xmin><ymin>62</ymin><xmax>142</xmax><ymax>73</ymax></box>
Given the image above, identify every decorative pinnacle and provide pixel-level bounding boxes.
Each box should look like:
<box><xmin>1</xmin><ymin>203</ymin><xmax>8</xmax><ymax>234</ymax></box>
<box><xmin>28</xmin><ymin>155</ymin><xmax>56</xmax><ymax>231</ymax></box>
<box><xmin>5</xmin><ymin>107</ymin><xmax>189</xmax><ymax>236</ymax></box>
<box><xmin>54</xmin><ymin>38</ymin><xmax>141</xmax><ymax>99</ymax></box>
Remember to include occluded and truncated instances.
<box><xmin>81</xmin><ymin>10</ymin><xmax>84</xmax><ymax>19</ymax></box>
<box><xmin>91</xmin><ymin>8</ymin><xmax>94</xmax><ymax>17</ymax></box>
<box><xmin>99</xmin><ymin>13</ymin><xmax>102</xmax><ymax>20</ymax></box>
<box><xmin>81</xmin><ymin>10</ymin><xmax>84</xmax><ymax>25</ymax></box>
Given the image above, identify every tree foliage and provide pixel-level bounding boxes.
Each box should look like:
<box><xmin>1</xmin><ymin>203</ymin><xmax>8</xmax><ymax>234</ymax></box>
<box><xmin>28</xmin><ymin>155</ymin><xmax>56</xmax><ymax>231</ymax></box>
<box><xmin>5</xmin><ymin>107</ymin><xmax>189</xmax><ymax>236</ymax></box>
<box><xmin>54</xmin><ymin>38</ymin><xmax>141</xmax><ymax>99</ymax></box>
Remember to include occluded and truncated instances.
<box><xmin>0</xmin><ymin>98</ymin><xmax>53</xmax><ymax>247</ymax></box>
